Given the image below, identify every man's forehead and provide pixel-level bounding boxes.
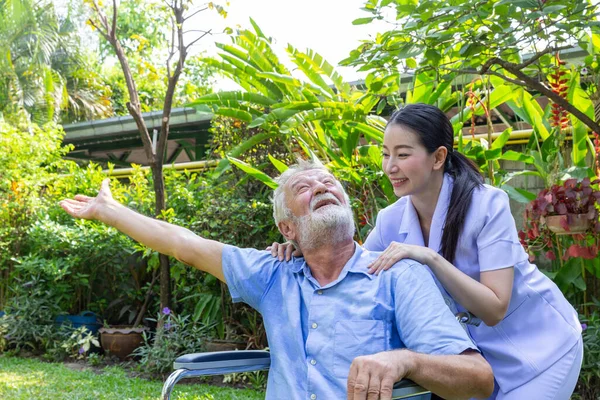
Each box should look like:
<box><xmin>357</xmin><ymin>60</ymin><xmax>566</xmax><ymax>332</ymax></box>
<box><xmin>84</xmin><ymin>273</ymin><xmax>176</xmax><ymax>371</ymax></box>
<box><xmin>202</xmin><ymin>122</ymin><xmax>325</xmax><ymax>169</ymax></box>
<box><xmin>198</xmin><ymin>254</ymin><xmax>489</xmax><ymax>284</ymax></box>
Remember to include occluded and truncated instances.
<box><xmin>287</xmin><ymin>169</ymin><xmax>336</xmax><ymax>187</ymax></box>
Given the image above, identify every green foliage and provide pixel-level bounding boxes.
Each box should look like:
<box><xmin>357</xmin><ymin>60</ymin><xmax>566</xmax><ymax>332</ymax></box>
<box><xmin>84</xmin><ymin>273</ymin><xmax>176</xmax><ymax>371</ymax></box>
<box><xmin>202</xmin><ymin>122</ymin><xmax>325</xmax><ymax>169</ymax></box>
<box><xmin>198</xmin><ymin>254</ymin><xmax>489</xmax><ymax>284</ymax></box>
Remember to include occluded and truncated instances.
<box><xmin>88</xmin><ymin>0</ymin><xmax>219</xmax><ymax>116</ymax></box>
<box><xmin>102</xmin><ymin>56</ymin><xmax>216</xmax><ymax>116</ymax></box>
<box><xmin>0</xmin><ymin>0</ymin><xmax>111</xmax><ymax>123</ymax></box>
<box><xmin>16</xmin><ymin>163</ymin><xmax>149</xmax><ymax>321</ymax></box>
<box><xmin>133</xmin><ymin>310</ymin><xmax>210</xmax><ymax>375</ymax></box>
<box><xmin>0</xmin><ymin>121</ymin><xmax>72</xmax><ymax>308</ymax></box>
<box><xmin>223</xmin><ymin>371</ymin><xmax>267</xmax><ymax>392</ymax></box>
<box><xmin>0</xmin><ymin>113</ymin><xmax>280</xmax><ymax>346</ymax></box>
<box><xmin>60</xmin><ymin>326</ymin><xmax>100</xmax><ymax>359</ymax></box>
<box><xmin>86</xmin><ymin>352</ymin><xmax>104</xmax><ymax>366</ymax></box>
<box><xmin>345</xmin><ymin>0</ymin><xmax>599</xmax><ymax>166</ymax></box>
<box><xmin>344</xmin><ymin>0</ymin><xmax>597</xmax><ymax>78</ymax></box>
<box><xmin>0</xmin><ymin>315</ymin><xmax>7</xmax><ymax>352</ymax></box>
<box><xmin>1</xmin><ymin>276</ymin><xmax>63</xmax><ymax>353</ymax></box>
<box><xmin>42</xmin><ymin>325</ymin><xmax>100</xmax><ymax>362</ymax></box>
<box><xmin>95</xmin><ymin>0</ymin><xmax>170</xmax><ymax>61</ymax></box>
<box><xmin>574</xmin><ymin>306</ymin><xmax>600</xmax><ymax>400</ymax></box>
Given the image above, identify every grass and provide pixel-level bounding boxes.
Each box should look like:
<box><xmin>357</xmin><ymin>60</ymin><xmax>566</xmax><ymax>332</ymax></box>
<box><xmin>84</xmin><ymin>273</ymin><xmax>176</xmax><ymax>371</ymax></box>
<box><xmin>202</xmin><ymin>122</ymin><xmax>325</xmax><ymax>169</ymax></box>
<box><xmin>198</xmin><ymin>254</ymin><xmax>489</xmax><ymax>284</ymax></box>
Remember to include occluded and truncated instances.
<box><xmin>0</xmin><ymin>355</ymin><xmax>264</xmax><ymax>400</ymax></box>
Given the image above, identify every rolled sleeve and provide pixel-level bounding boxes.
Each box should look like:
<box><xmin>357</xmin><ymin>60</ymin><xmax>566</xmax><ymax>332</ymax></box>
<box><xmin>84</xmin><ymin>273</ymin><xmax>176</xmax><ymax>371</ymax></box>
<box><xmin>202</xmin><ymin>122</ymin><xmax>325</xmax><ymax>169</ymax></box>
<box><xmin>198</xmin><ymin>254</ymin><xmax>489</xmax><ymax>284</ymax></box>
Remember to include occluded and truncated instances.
<box><xmin>394</xmin><ymin>262</ymin><xmax>477</xmax><ymax>356</ymax></box>
<box><xmin>476</xmin><ymin>190</ymin><xmax>528</xmax><ymax>272</ymax></box>
<box><xmin>222</xmin><ymin>245</ymin><xmax>280</xmax><ymax>311</ymax></box>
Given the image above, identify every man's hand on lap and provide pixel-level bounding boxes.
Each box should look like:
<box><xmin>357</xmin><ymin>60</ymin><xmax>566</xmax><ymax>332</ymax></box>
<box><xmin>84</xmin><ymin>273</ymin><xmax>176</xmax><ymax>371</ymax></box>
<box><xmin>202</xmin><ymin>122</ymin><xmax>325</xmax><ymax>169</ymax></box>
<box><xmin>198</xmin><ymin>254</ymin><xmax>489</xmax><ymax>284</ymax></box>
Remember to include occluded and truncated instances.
<box><xmin>347</xmin><ymin>350</ymin><xmax>414</xmax><ymax>400</ymax></box>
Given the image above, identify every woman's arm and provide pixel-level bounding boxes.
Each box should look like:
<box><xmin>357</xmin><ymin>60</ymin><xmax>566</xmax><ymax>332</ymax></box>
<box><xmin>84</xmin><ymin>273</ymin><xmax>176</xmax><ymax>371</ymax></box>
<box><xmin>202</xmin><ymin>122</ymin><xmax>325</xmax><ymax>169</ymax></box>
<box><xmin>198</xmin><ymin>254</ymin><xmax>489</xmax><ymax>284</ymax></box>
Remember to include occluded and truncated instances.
<box><xmin>427</xmin><ymin>250</ymin><xmax>513</xmax><ymax>326</ymax></box>
<box><xmin>368</xmin><ymin>243</ymin><xmax>513</xmax><ymax>326</ymax></box>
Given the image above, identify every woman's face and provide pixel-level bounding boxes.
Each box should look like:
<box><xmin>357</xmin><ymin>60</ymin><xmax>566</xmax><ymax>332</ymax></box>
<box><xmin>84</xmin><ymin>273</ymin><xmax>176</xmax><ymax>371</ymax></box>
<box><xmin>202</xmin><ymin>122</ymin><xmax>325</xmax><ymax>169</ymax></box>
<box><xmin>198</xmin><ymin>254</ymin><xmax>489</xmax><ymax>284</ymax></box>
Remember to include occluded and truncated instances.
<box><xmin>382</xmin><ymin>124</ymin><xmax>443</xmax><ymax>198</ymax></box>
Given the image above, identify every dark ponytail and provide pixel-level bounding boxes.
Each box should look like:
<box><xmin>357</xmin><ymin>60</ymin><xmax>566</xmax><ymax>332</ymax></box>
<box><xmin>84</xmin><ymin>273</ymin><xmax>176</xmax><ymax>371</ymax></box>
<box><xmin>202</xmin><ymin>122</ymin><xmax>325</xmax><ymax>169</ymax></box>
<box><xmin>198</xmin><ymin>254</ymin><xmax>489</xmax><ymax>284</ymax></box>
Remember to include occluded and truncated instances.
<box><xmin>387</xmin><ymin>104</ymin><xmax>483</xmax><ymax>264</ymax></box>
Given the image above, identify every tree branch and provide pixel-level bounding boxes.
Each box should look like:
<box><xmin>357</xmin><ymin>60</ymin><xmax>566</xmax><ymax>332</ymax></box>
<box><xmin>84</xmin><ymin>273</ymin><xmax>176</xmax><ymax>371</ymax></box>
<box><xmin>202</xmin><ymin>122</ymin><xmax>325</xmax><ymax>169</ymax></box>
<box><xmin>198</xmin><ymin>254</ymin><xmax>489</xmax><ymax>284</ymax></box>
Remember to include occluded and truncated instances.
<box><xmin>90</xmin><ymin>0</ymin><xmax>154</xmax><ymax>160</ymax></box>
<box><xmin>484</xmin><ymin>70</ymin><xmax>527</xmax><ymax>87</ymax></box>
<box><xmin>88</xmin><ymin>18</ymin><xmax>110</xmax><ymax>42</ymax></box>
<box><xmin>183</xmin><ymin>29</ymin><xmax>212</xmax><ymax>35</ymax></box>
<box><xmin>157</xmin><ymin>1</ymin><xmax>188</xmax><ymax>159</ymax></box>
<box><xmin>185</xmin><ymin>29</ymin><xmax>212</xmax><ymax>50</ymax></box>
<box><xmin>517</xmin><ymin>45</ymin><xmax>572</xmax><ymax>70</ymax></box>
<box><xmin>183</xmin><ymin>6</ymin><xmax>209</xmax><ymax>22</ymax></box>
<box><xmin>481</xmin><ymin>58</ymin><xmax>600</xmax><ymax>133</ymax></box>
<box><xmin>111</xmin><ymin>0</ymin><xmax>117</xmax><ymax>39</ymax></box>
<box><xmin>132</xmin><ymin>267</ymin><xmax>159</xmax><ymax>327</ymax></box>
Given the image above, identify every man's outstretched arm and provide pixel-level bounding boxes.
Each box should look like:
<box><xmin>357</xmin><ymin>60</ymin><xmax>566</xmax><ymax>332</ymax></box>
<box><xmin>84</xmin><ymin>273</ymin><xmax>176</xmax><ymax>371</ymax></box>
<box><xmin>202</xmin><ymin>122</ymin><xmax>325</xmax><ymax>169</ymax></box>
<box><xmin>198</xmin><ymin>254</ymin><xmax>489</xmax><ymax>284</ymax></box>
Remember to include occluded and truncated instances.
<box><xmin>60</xmin><ymin>178</ymin><xmax>225</xmax><ymax>281</ymax></box>
<box><xmin>347</xmin><ymin>349</ymin><xmax>493</xmax><ymax>400</ymax></box>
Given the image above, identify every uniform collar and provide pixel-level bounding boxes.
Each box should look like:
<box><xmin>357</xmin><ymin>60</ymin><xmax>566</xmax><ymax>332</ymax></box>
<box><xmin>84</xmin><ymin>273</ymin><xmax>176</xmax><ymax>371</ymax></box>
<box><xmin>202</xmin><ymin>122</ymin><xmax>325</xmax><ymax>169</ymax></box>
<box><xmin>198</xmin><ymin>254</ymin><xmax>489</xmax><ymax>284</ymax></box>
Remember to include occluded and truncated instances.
<box><xmin>398</xmin><ymin>173</ymin><xmax>453</xmax><ymax>253</ymax></box>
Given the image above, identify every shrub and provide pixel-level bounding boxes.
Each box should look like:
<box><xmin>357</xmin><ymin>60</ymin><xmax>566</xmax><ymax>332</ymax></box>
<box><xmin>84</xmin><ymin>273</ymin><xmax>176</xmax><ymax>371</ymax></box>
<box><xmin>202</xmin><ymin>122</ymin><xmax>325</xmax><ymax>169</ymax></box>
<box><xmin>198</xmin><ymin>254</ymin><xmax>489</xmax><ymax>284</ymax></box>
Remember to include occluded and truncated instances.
<box><xmin>574</xmin><ymin>307</ymin><xmax>600</xmax><ymax>400</ymax></box>
<box><xmin>1</xmin><ymin>276</ymin><xmax>63</xmax><ymax>353</ymax></box>
<box><xmin>0</xmin><ymin>121</ymin><xmax>72</xmax><ymax>308</ymax></box>
<box><xmin>133</xmin><ymin>309</ymin><xmax>211</xmax><ymax>375</ymax></box>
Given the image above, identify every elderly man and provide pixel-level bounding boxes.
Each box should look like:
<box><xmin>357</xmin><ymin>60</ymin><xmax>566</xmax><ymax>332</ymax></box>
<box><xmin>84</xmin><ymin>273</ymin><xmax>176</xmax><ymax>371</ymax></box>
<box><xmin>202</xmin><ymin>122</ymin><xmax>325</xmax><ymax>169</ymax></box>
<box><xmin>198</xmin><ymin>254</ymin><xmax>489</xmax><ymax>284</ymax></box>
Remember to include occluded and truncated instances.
<box><xmin>60</xmin><ymin>161</ymin><xmax>493</xmax><ymax>400</ymax></box>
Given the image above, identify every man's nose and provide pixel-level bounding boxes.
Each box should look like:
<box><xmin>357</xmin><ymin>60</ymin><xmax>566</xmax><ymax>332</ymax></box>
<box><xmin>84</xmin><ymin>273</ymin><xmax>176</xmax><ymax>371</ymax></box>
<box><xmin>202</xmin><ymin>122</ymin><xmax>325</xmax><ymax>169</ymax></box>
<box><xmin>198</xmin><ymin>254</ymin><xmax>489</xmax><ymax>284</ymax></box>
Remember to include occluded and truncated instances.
<box><xmin>312</xmin><ymin>181</ymin><xmax>328</xmax><ymax>195</ymax></box>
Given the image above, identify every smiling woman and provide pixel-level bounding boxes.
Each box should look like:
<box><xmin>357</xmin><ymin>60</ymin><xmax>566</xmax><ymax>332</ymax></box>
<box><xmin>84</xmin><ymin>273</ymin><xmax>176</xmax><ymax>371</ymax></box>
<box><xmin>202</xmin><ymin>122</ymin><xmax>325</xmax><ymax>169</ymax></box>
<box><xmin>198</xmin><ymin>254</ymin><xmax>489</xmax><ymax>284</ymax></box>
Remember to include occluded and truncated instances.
<box><xmin>365</xmin><ymin>104</ymin><xmax>583</xmax><ymax>400</ymax></box>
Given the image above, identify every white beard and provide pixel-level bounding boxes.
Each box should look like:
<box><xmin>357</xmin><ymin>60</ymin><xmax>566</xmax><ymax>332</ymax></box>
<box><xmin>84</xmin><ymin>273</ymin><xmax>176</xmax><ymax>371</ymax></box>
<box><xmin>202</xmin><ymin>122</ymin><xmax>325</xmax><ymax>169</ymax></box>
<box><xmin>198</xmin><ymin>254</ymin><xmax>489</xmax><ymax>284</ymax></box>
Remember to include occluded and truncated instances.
<box><xmin>293</xmin><ymin>194</ymin><xmax>355</xmax><ymax>250</ymax></box>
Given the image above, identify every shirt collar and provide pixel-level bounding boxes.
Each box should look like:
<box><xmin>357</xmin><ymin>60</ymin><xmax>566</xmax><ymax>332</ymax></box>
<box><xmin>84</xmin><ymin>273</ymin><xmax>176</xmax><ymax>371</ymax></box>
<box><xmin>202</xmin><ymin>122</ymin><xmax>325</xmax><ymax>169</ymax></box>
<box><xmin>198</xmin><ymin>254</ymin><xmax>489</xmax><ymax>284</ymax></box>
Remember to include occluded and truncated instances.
<box><xmin>290</xmin><ymin>242</ymin><xmax>374</xmax><ymax>283</ymax></box>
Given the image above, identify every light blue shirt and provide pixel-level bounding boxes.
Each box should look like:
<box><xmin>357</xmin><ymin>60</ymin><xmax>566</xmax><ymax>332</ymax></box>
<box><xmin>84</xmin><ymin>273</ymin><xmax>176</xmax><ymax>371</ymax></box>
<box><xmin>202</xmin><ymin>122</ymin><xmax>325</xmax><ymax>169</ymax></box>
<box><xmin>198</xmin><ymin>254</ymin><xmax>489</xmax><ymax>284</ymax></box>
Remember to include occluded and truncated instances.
<box><xmin>364</xmin><ymin>173</ymin><xmax>582</xmax><ymax>392</ymax></box>
<box><xmin>222</xmin><ymin>243</ymin><xmax>476</xmax><ymax>400</ymax></box>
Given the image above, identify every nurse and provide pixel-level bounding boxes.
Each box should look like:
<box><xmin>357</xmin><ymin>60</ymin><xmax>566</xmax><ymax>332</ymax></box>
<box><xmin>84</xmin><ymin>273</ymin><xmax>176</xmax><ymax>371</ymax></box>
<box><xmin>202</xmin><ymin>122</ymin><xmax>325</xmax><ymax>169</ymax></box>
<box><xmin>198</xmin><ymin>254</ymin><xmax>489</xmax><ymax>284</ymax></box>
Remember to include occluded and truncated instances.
<box><xmin>366</xmin><ymin>103</ymin><xmax>583</xmax><ymax>399</ymax></box>
<box><xmin>270</xmin><ymin>103</ymin><xmax>584</xmax><ymax>399</ymax></box>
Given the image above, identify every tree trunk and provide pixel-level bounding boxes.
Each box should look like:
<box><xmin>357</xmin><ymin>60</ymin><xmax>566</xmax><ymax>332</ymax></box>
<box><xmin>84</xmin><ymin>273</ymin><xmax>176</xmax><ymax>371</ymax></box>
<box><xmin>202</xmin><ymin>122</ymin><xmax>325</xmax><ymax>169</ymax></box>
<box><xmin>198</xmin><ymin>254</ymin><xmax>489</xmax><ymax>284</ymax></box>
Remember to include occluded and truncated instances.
<box><xmin>150</xmin><ymin>162</ymin><xmax>171</xmax><ymax>310</ymax></box>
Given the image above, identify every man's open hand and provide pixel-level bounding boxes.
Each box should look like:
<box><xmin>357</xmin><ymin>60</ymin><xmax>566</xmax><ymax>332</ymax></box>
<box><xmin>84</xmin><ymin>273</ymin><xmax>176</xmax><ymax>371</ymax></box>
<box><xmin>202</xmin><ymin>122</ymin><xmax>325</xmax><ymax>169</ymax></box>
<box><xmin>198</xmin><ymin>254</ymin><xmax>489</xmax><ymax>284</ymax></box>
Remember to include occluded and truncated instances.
<box><xmin>347</xmin><ymin>350</ymin><xmax>413</xmax><ymax>400</ymax></box>
<box><xmin>59</xmin><ymin>178</ymin><xmax>114</xmax><ymax>221</ymax></box>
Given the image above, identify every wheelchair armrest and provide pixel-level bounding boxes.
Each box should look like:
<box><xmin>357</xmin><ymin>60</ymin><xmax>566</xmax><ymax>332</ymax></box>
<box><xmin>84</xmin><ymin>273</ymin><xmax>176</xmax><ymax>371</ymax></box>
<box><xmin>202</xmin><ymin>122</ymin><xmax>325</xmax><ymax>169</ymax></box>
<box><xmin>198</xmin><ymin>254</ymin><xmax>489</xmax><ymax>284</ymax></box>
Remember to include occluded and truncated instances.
<box><xmin>392</xmin><ymin>379</ymin><xmax>432</xmax><ymax>399</ymax></box>
<box><xmin>173</xmin><ymin>350</ymin><xmax>271</xmax><ymax>371</ymax></box>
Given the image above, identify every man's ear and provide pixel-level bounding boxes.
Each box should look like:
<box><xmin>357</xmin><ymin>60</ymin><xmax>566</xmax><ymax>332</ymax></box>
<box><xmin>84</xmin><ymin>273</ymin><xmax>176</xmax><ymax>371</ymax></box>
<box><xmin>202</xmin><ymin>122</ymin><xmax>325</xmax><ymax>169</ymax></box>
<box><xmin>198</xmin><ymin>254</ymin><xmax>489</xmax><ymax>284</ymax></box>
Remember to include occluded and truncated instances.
<box><xmin>433</xmin><ymin>146</ymin><xmax>448</xmax><ymax>171</ymax></box>
<box><xmin>278</xmin><ymin>220</ymin><xmax>296</xmax><ymax>242</ymax></box>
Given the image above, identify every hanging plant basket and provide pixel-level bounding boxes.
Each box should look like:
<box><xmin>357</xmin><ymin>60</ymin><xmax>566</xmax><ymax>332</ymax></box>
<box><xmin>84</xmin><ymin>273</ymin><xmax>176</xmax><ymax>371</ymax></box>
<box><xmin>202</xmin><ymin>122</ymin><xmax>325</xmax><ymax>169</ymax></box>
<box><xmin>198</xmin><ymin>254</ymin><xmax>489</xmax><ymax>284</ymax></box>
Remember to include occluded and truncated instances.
<box><xmin>544</xmin><ymin>213</ymin><xmax>591</xmax><ymax>235</ymax></box>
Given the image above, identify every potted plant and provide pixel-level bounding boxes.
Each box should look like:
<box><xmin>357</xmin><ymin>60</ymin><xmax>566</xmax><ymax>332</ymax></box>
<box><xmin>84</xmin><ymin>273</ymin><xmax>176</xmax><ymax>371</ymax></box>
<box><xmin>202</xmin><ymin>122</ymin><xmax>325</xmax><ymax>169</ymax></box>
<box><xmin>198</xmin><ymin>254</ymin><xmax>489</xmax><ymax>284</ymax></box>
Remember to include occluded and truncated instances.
<box><xmin>98</xmin><ymin>265</ymin><xmax>159</xmax><ymax>360</ymax></box>
<box><xmin>98</xmin><ymin>324</ymin><xmax>148</xmax><ymax>361</ymax></box>
<box><xmin>519</xmin><ymin>177</ymin><xmax>600</xmax><ymax>303</ymax></box>
<box><xmin>522</xmin><ymin>177</ymin><xmax>600</xmax><ymax>241</ymax></box>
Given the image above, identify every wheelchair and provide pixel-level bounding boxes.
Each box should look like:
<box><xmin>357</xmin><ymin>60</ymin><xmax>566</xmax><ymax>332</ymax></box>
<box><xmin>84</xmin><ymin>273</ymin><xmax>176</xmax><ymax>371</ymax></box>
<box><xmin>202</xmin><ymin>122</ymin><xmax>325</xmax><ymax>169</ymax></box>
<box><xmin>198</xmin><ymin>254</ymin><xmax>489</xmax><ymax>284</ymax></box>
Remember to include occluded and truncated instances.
<box><xmin>161</xmin><ymin>349</ymin><xmax>431</xmax><ymax>400</ymax></box>
<box><xmin>161</xmin><ymin>312</ymin><xmax>481</xmax><ymax>399</ymax></box>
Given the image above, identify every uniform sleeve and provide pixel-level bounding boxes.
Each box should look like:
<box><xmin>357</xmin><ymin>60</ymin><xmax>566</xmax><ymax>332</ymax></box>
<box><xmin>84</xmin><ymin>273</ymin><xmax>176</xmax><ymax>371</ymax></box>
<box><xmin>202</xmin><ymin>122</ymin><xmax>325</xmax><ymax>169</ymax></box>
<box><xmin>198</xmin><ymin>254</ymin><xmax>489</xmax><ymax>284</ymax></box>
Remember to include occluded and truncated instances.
<box><xmin>394</xmin><ymin>262</ymin><xmax>477</xmax><ymax>356</ymax></box>
<box><xmin>363</xmin><ymin>210</ymin><xmax>387</xmax><ymax>251</ymax></box>
<box><xmin>221</xmin><ymin>245</ymin><xmax>281</xmax><ymax>312</ymax></box>
<box><xmin>476</xmin><ymin>189</ymin><xmax>529</xmax><ymax>272</ymax></box>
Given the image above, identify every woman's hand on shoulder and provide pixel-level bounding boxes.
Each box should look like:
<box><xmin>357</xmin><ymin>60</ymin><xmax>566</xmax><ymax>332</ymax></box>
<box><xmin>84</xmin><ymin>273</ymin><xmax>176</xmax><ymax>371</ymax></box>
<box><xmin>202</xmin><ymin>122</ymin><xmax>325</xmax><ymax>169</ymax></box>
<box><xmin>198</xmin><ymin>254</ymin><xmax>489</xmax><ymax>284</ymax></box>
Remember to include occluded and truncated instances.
<box><xmin>367</xmin><ymin>242</ymin><xmax>434</xmax><ymax>275</ymax></box>
<box><xmin>266</xmin><ymin>241</ymin><xmax>302</xmax><ymax>261</ymax></box>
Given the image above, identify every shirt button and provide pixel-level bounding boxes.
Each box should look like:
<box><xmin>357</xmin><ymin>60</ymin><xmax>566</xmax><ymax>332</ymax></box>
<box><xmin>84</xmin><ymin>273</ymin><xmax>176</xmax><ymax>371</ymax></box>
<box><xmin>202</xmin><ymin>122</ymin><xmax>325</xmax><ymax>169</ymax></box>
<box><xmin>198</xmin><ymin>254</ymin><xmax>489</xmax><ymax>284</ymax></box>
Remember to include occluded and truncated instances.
<box><xmin>311</xmin><ymin>323</ymin><xmax>318</xmax><ymax>329</ymax></box>
<box><xmin>310</xmin><ymin>359</ymin><xmax>317</xmax><ymax>365</ymax></box>
<box><xmin>317</xmin><ymin>290</ymin><xmax>323</xmax><ymax>295</ymax></box>
<box><xmin>310</xmin><ymin>394</ymin><xmax>317</xmax><ymax>400</ymax></box>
